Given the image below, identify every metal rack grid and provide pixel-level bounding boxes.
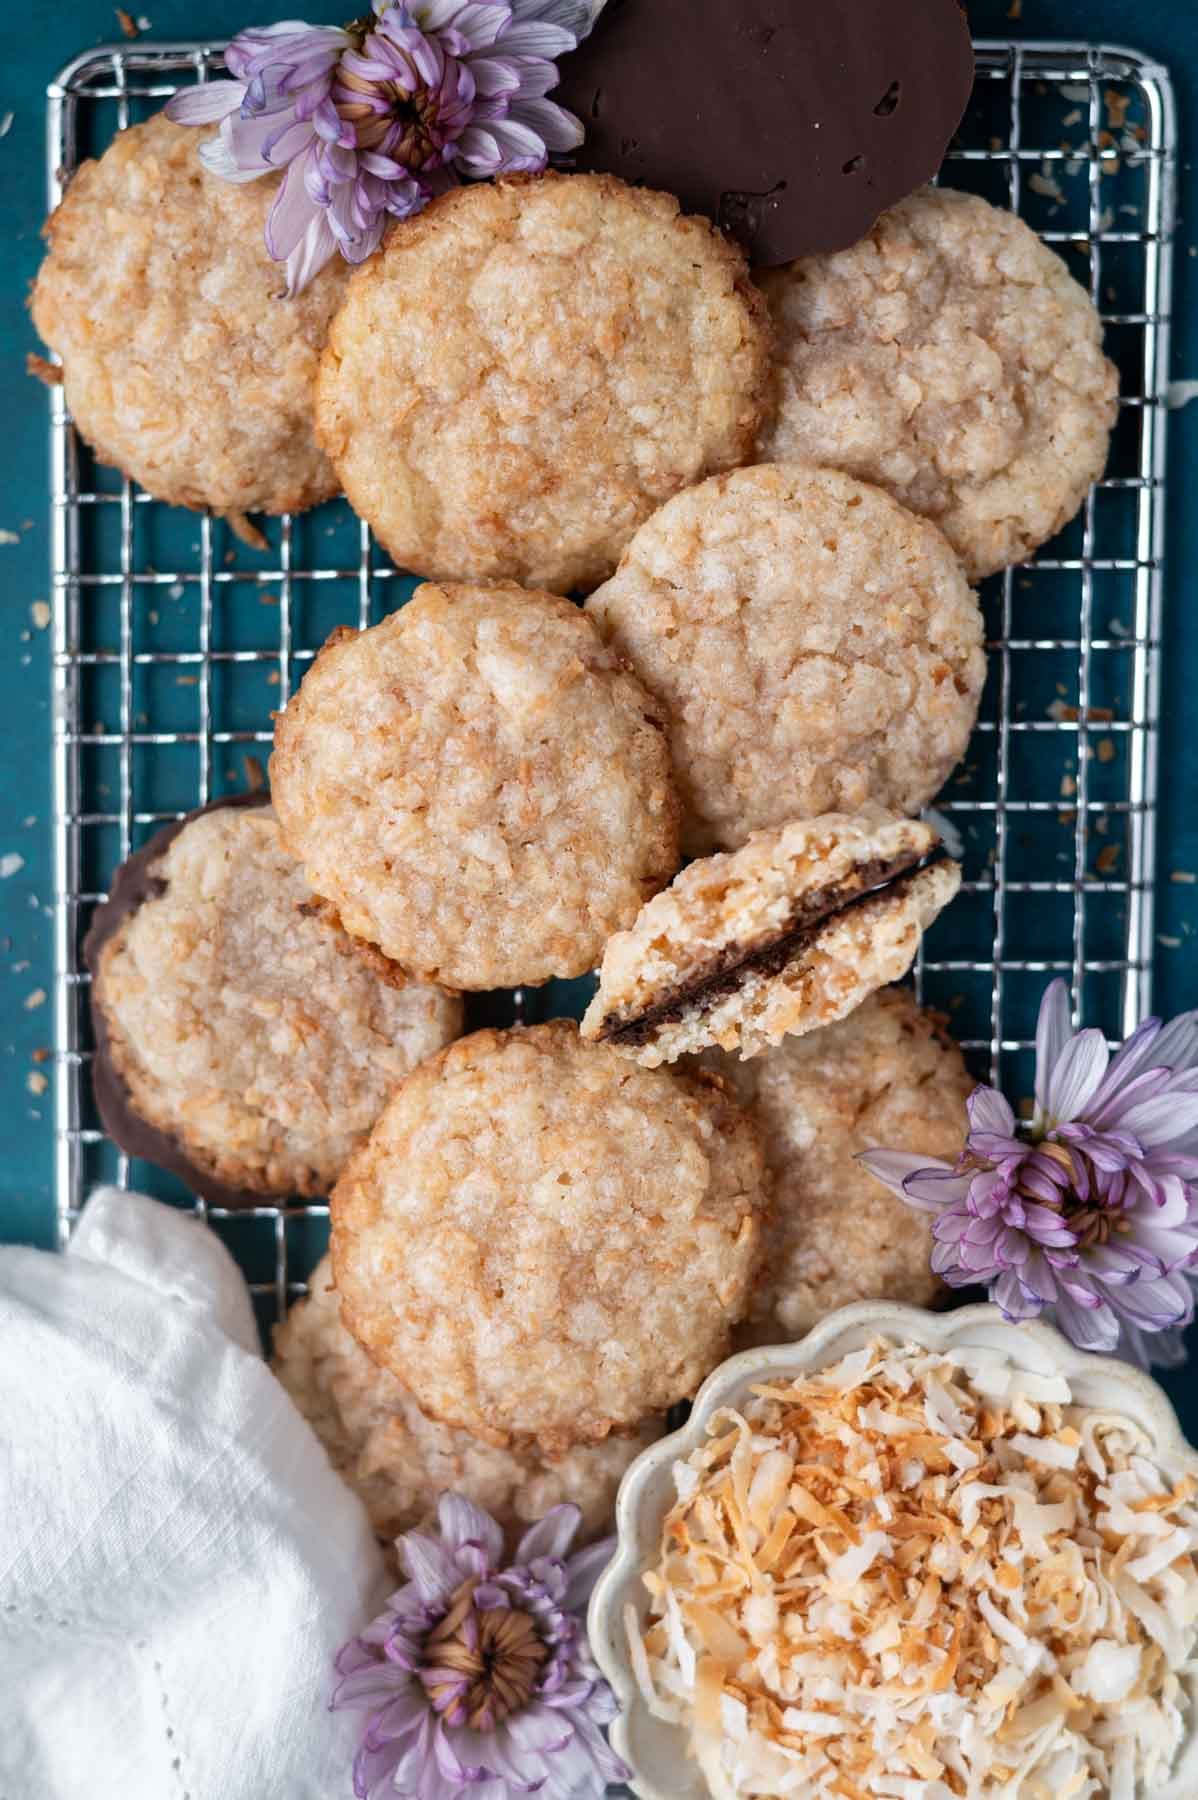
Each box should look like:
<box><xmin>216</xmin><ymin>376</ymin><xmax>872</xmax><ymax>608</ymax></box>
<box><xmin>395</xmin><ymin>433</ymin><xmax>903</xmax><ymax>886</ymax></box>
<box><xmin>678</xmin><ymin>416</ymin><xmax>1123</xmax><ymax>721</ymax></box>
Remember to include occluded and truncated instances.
<box><xmin>46</xmin><ymin>40</ymin><xmax>1176</xmax><ymax>1337</ymax></box>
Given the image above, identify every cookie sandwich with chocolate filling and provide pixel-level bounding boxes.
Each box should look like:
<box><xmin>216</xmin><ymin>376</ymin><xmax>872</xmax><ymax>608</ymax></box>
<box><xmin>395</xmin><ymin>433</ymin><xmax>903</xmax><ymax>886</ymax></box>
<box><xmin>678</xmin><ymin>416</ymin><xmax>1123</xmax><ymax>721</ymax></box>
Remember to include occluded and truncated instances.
<box><xmin>581</xmin><ymin>808</ymin><xmax>960</xmax><ymax>1065</ymax></box>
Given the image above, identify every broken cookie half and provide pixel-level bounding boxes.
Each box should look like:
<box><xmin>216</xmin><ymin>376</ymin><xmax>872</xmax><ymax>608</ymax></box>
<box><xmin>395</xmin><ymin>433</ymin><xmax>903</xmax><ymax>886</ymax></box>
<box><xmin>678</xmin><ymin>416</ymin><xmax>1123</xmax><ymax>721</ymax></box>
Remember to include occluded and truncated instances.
<box><xmin>581</xmin><ymin>809</ymin><xmax>960</xmax><ymax>1066</ymax></box>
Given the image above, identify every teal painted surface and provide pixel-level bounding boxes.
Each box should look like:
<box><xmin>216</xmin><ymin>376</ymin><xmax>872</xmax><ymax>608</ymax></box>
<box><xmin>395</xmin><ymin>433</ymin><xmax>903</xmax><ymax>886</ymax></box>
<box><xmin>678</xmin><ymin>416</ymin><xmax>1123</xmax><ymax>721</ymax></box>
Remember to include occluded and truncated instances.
<box><xmin>1</xmin><ymin>1</ymin><xmax>1196</xmax><ymax>1409</ymax></box>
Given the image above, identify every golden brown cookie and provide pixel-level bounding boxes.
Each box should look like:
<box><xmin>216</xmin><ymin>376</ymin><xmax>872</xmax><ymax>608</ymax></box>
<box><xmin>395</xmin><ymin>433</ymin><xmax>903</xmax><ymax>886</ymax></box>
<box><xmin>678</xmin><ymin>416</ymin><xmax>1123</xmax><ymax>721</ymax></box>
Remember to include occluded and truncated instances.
<box><xmin>758</xmin><ymin>187</ymin><xmax>1118</xmax><ymax>580</ymax></box>
<box><xmin>85</xmin><ymin>797</ymin><xmax>461</xmax><ymax>1203</ymax></box>
<box><xmin>586</xmin><ymin>464</ymin><xmax>985</xmax><ymax>854</ymax></box>
<box><xmin>270</xmin><ymin>584</ymin><xmax>679</xmax><ymax>989</ymax></box>
<box><xmin>330</xmin><ymin>1022</ymin><xmax>768</xmax><ymax>1454</ymax></box>
<box><xmin>706</xmin><ymin>988</ymin><xmax>975</xmax><ymax>1343</ymax></box>
<box><xmin>274</xmin><ymin>1254</ymin><xmax>663</xmax><ymax>1548</ymax></box>
<box><xmin>314</xmin><ymin>172</ymin><xmax>772</xmax><ymax>593</ymax></box>
<box><xmin>32</xmin><ymin>113</ymin><xmax>347</xmax><ymax>516</ymax></box>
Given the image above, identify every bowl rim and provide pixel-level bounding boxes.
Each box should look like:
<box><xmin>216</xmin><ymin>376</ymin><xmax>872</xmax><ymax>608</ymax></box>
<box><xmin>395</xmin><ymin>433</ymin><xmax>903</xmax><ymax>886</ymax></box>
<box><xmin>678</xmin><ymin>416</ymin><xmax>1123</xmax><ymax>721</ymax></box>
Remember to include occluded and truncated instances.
<box><xmin>588</xmin><ymin>1298</ymin><xmax>1198</xmax><ymax>1800</ymax></box>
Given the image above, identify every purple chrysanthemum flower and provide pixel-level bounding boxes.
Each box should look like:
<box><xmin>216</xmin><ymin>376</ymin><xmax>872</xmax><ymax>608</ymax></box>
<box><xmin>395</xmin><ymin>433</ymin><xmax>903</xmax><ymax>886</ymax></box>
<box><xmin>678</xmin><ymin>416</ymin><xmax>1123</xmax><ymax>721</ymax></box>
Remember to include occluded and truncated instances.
<box><xmin>861</xmin><ymin>979</ymin><xmax>1198</xmax><ymax>1365</ymax></box>
<box><xmin>166</xmin><ymin>1</ymin><xmax>593</xmax><ymax>294</ymax></box>
<box><xmin>331</xmin><ymin>1492</ymin><xmax>627</xmax><ymax>1799</ymax></box>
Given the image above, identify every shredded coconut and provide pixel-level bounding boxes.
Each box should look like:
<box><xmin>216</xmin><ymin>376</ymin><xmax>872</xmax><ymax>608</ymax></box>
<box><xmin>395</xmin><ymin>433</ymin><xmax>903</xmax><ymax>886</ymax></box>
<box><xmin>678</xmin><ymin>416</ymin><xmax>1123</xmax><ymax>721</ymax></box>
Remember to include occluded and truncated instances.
<box><xmin>632</xmin><ymin>1339</ymin><xmax>1198</xmax><ymax>1797</ymax></box>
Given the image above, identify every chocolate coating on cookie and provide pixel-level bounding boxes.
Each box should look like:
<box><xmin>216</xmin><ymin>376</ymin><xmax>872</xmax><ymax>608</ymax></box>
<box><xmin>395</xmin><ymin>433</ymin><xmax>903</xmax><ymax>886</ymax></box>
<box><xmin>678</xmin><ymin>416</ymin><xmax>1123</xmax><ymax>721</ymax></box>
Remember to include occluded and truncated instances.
<box><xmin>556</xmin><ymin>0</ymin><xmax>974</xmax><ymax>264</ymax></box>
<box><xmin>84</xmin><ymin>793</ymin><xmax>272</xmax><ymax>1209</ymax></box>
<box><xmin>599</xmin><ymin>849</ymin><xmax>945</xmax><ymax>1048</ymax></box>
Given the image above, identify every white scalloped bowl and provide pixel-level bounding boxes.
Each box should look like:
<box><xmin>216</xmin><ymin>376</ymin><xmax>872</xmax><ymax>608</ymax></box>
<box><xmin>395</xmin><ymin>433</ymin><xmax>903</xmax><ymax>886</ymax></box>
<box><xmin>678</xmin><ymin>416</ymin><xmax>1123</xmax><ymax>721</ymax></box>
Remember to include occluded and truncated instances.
<box><xmin>588</xmin><ymin>1300</ymin><xmax>1198</xmax><ymax>1800</ymax></box>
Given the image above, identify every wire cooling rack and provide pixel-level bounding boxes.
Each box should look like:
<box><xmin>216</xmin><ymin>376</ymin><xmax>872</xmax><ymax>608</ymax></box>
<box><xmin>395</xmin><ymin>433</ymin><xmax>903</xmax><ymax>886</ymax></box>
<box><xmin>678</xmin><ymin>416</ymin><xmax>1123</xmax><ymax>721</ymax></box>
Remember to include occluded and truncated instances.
<box><xmin>46</xmin><ymin>40</ymin><xmax>1176</xmax><ymax>1339</ymax></box>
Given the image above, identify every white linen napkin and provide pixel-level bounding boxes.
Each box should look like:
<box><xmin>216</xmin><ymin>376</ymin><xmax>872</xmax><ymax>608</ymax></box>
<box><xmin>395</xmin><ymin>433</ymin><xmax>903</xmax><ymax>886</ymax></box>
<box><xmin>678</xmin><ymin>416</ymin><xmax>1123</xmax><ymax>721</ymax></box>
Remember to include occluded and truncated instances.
<box><xmin>0</xmin><ymin>1187</ymin><xmax>388</xmax><ymax>1800</ymax></box>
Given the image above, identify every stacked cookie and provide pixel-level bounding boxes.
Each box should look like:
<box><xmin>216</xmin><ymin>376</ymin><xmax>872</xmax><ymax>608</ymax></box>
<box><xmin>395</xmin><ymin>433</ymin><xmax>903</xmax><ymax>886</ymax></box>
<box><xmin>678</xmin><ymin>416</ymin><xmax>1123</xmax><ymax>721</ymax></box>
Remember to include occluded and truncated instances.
<box><xmin>50</xmin><ymin>114</ymin><xmax>1118</xmax><ymax>1549</ymax></box>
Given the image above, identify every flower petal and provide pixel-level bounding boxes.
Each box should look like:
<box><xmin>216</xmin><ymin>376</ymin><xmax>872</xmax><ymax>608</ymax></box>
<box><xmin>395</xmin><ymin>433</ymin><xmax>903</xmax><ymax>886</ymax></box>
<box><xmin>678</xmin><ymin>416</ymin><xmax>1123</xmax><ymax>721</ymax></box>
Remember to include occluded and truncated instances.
<box><xmin>265</xmin><ymin>148</ymin><xmax>322</xmax><ymax>260</ymax></box>
<box><xmin>1044</xmin><ymin>1026</ymin><xmax>1109</xmax><ymax>1124</ymax></box>
<box><xmin>1051</xmin><ymin>1289</ymin><xmax>1122</xmax><ymax>1352</ymax></box>
<box><xmin>1088</xmin><ymin>1014</ymin><xmax>1164</xmax><ymax>1102</ymax></box>
<box><xmin>283</xmin><ymin>208</ymin><xmax>340</xmax><ymax>295</ymax></box>
<box><xmin>399</xmin><ymin>1527</ymin><xmax>461</xmax><ymax>1607</ymax></box>
<box><xmin>1082</xmin><ymin>1242</ymin><xmax>1158</xmax><ymax>1285</ymax></box>
<box><xmin>331</xmin><ymin>1660</ymin><xmax>412</xmax><ymax>1710</ymax></box>
<box><xmin>466</xmin><ymin>53</ymin><xmax>525</xmax><ymax>96</ymax></box>
<box><xmin>561</xmin><ymin>1537</ymin><xmax>614</xmax><ymax>1611</ymax></box>
<box><xmin>515</xmin><ymin>1502</ymin><xmax>581</xmax><ymax>1565</ymax></box>
<box><xmin>992</xmin><ymin>1268</ymin><xmax>1040</xmax><ymax>1320</ymax></box>
<box><xmin>1117</xmin><ymin>1074</ymin><xmax>1198</xmax><ymax>1148</ymax></box>
<box><xmin>1034</xmin><ymin>978</ymin><xmax>1074</xmax><ymax>1117</ymax></box>
<box><xmin>1109</xmin><ymin>1270</ymin><xmax>1194</xmax><ymax>1330</ymax></box>
<box><xmin>166</xmin><ymin>79</ymin><xmax>247</xmax><ymax>124</ymax></box>
<box><xmin>966</xmin><ymin>1084</ymin><xmax>1017</xmax><ymax>1138</ymax></box>
<box><xmin>1150</xmin><ymin>1010</ymin><xmax>1198</xmax><ymax>1075</ymax></box>
<box><xmin>857</xmin><ymin>1151</ymin><xmax>964</xmax><ymax>1212</ymax></box>
<box><xmin>510</xmin><ymin>96</ymin><xmax>584</xmax><ymax>151</ymax></box>
<box><xmin>437</xmin><ymin>1492</ymin><xmax>505</xmax><ymax>1566</ymax></box>
<box><xmin>488</xmin><ymin>17</ymin><xmax>578</xmax><ymax>54</ymax></box>
<box><xmin>1019</xmin><ymin>1247</ymin><xmax>1062</xmax><ymax>1303</ymax></box>
<box><xmin>198</xmin><ymin>124</ymin><xmax>273</xmax><ymax>184</ymax></box>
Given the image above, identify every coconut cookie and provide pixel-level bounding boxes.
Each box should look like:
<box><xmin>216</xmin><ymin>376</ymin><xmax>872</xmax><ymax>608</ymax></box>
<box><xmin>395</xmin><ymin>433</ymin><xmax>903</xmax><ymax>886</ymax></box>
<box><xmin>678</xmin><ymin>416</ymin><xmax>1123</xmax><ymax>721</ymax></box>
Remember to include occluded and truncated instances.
<box><xmin>32</xmin><ymin>114</ymin><xmax>348</xmax><ymax>518</ymax></box>
<box><xmin>711</xmin><ymin>988</ymin><xmax>975</xmax><ymax>1345</ymax></box>
<box><xmin>581</xmin><ymin>810</ymin><xmax>960</xmax><ymax>1065</ymax></box>
<box><xmin>758</xmin><ymin>187</ymin><xmax>1119</xmax><ymax>580</ymax></box>
<box><xmin>330</xmin><ymin>1022</ymin><xmax>767</xmax><ymax>1454</ymax></box>
<box><xmin>274</xmin><ymin>1255</ymin><xmax>664</xmax><ymax>1549</ymax></box>
<box><xmin>84</xmin><ymin>796</ymin><xmax>461</xmax><ymax>1206</ymax></box>
<box><xmin>586</xmin><ymin>464</ymin><xmax>985</xmax><ymax>854</ymax></box>
<box><xmin>270</xmin><ymin>584</ymin><xmax>679</xmax><ymax>990</ymax></box>
<box><xmin>314</xmin><ymin>172</ymin><xmax>772</xmax><ymax>594</ymax></box>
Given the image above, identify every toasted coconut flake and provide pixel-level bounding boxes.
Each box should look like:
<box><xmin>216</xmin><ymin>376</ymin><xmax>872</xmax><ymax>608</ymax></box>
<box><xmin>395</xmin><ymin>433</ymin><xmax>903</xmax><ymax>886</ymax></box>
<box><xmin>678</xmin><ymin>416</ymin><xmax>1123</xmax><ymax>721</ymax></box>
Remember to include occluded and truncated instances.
<box><xmin>634</xmin><ymin>1339</ymin><xmax>1198</xmax><ymax>1796</ymax></box>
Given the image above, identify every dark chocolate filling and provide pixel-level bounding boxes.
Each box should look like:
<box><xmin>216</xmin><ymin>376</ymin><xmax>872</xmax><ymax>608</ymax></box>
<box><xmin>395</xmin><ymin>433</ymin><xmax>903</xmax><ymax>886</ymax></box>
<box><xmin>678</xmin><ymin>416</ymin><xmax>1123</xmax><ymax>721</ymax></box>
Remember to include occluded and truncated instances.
<box><xmin>554</xmin><ymin>0</ymin><xmax>974</xmax><ymax>266</ymax></box>
<box><xmin>83</xmin><ymin>790</ymin><xmax>277</xmax><ymax>1211</ymax></box>
<box><xmin>598</xmin><ymin>846</ymin><xmax>946</xmax><ymax>1048</ymax></box>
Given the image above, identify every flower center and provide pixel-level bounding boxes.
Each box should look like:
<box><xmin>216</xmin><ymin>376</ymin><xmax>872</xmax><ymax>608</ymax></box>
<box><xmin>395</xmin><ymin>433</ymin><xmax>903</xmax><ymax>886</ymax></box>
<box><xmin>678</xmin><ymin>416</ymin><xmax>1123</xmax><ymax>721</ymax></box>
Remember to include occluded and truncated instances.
<box><xmin>419</xmin><ymin>1579</ymin><xmax>549</xmax><ymax>1731</ymax></box>
<box><xmin>335</xmin><ymin>66</ymin><xmax>447</xmax><ymax>160</ymax></box>
<box><xmin>968</xmin><ymin>1136</ymin><xmax>1136</xmax><ymax>1246</ymax></box>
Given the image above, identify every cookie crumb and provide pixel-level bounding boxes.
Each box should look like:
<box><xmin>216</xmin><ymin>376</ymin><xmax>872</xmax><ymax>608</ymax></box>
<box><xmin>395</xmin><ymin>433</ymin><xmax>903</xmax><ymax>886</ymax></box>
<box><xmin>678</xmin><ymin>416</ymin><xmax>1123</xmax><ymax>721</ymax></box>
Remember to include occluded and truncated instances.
<box><xmin>23</xmin><ymin>988</ymin><xmax>46</xmax><ymax>1011</ymax></box>
<box><xmin>1096</xmin><ymin>738</ymin><xmax>1116</xmax><ymax>763</ymax></box>
<box><xmin>225</xmin><ymin>512</ymin><xmax>270</xmax><ymax>551</ymax></box>
<box><xmin>243</xmin><ymin>753</ymin><xmax>266</xmax><ymax>792</ymax></box>
<box><xmin>1029</xmin><ymin>169</ymin><xmax>1065</xmax><ymax>203</ymax></box>
<box><xmin>31</xmin><ymin>601</ymin><xmax>51</xmax><ymax>631</ymax></box>
<box><xmin>0</xmin><ymin>853</ymin><xmax>24</xmax><ymax>879</ymax></box>
<box><xmin>1095</xmin><ymin>844</ymin><xmax>1121</xmax><ymax>874</ymax></box>
<box><xmin>26</xmin><ymin>1071</ymin><xmax>48</xmax><ymax>1097</ymax></box>
<box><xmin>115</xmin><ymin>7</ymin><xmax>139</xmax><ymax>36</ymax></box>
<box><xmin>1170</xmin><ymin>870</ymin><xmax>1196</xmax><ymax>885</ymax></box>
<box><xmin>26</xmin><ymin>353</ymin><xmax>62</xmax><ymax>387</ymax></box>
<box><xmin>1105</xmin><ymin>89</ymin><xmax>1132</xmax><ymax>131</ymax></box>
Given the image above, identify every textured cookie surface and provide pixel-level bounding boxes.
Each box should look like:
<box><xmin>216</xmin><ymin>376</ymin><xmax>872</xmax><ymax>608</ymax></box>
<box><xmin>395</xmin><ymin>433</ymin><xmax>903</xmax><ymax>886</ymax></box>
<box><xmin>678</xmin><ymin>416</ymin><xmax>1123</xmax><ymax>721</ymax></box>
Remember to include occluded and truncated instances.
<box><xmin>274</xmin><ymin>1255</ymin><xmax>662</xmax><ymax>1549</ymax></box>
<box><xmin>314</xmin><ymin>172</ymin><xmax>771</xmax><ymax>593</ymax></box>
<box><xmin>330</xmin><ymin>1022</ymin><xmax>767</xmax><ymax>1452</ymax></box>
<box><xmin>89</xmin><ymin>802</ymin><xmax>461</xmax><ymax>1199</ymax></box>
<box><xmin>705</xmin><ymin>988</ymin><xmax>975</xmax><ymax>1343</ymax></box>
<box><xmin>587</xmin><ymin>464</ymin><xmax>985</xmax><ymax>853</ymax></box>
<box><xmin>758</xmin><ymin>187</ymin><xmax>1118</xmax><ymax>580</ymax></box>
<box><xmin>31</xmin><ymin>113</ymin><xmax>347</xmax><ymax>516</ymax></box>
<box><xmin>583</xmin><ymin>810</ymin><xmax>960</xmax><ymax>1064</ymax></box>
<box><xmin>270</xmin><ymin>584</ymin><xmax>679</xmax><ymax>989</ymax></box>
